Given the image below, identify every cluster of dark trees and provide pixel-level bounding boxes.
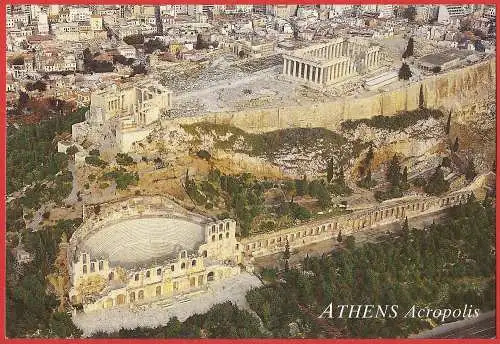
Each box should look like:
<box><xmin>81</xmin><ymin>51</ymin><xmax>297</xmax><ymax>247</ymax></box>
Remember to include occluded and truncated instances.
<box><xmin>246</xmin><ymin>197</ymin><xmax>495</xmax><ymax>338</ymax></box>
<box><xmin>83</xmin><ymin>48</ymin><xmax>114</xmax><ymax>73</ymax></box>
<box><xmin>6</xmin><ymin>219</ymin><xmax>83</xmax><ymax>338</ymax></box>
<box><xmin>25</xmin><ymin>80</ymin><xmax>47</xmax><ymax>92</ymax></box>
<box><xmin>123</xmin><ymin>34</ymin><xmax>144</xmax><ymax>45</ymax></box>
<box><xmin>102</xmin><ymin>168</ymin><xmax>139</xmax><ymax>190</ymax></box>
<box><xmin>144</xmin><ymin>38</ymin><xmax>167</xmax><ymax>54</ymax></box>
<box><xmin>7</xmin><ymin>106</ymin><xmax>87</xmax><ymax>194</ymax></box>
<box><xmin>357</xmin><ymin>145</ymin><xmax>376</xmax><ymax>189</ymax></box>
<box><xmin>341</xmin><ymin>109</ymin><xmax>444</xmax><ymax>132</ymax></box>
<box><xmin>375</xmin><ymin>154</ymin><xmax>408</xmax><ymax>201</ymax></box>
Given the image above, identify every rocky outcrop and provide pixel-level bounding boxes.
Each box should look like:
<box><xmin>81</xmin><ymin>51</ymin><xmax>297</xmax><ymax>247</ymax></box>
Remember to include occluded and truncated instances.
<box><xmin>168</xmin><ymin>58</ymin><xmax>495</xmax><ymax>134</ymax></box>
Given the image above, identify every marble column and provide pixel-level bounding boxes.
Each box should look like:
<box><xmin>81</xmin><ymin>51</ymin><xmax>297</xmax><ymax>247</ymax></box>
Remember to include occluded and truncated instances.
<box><xmin>318</xmin><ymin>67</ymin><xmax>322</xmax><ymax>84</ymax></box>
<box><xmin>282</xmin><ymin>58</ymin><xmax>287</xmax><ymax>75</ymax></box>
<box><xmin>291</xmin><ymin>59</ymin><xmax>296</xmax><ymax>77</ymax></box>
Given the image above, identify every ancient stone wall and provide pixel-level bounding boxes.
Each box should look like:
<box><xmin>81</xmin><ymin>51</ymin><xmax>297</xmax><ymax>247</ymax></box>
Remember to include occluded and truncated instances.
<box><xmin>168</xmin><ymin>58</ymin><xmax>495</xmax><ymax>133</ymax></box>
<box><xmin>240</xmin><ymin>189</ymin><xmax>473</xmax><ymax>259</ymax></box>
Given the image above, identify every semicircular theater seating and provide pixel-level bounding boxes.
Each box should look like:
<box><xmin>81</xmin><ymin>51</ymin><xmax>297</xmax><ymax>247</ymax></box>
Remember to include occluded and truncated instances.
<box><xmin>83</xmin><ymin>217</ymin><xmax>205</xmax><ymax>265</ymax></box>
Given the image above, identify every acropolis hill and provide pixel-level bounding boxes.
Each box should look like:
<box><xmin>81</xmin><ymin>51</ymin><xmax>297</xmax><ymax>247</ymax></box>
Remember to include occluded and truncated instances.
<box><xmin>170</xmin><ymin>57</ymin><xmax>495</xmax><ymax>134</ymax></box>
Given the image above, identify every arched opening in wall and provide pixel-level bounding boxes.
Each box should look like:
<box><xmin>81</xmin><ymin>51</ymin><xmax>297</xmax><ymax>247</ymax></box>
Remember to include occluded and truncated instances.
<box><xmin>108</xmin><ymin>272</ymin><xmax>114</xmax><ymax>281</ymax></box>
<box><xmin>181</xmin><ymin>262</ymin><xmax>186</xmax><ymax>269</ymax></box>
<box><xmin>146</xmin><ymin>270</ymin><xmax>150</xmax><ymax>278</ymax></box>
<box><xmin>116</xmin><ymin>294</ymin><xmax>125</xmax><ymax>305</ymax></box>
<box><xmin>212</xmin><ymin>235</ymin><xmax>216</xmax><ymax>242</ymax></box>
<box><xmin>173</xmin><ymin>281</ymin><xmax>179</xmax><ymax>291</ymax></box>
<box><xmin>198</xmin><ymin>275</ymin><xmax>204</xmax><ymax>286</ymax></box>
<box><xmin>226</xmin><ymin>232</ymin><xmax>229</xmax><ymax>238</ymax></box>
<box><xmin>226</xmin><ymin>222</ymin><xmax>230</xmax><ymax>230</ymax></box>
<box><xmin>99</xmin><ymin>261</ymin><xmax>103</xmax><ymax>270</ymax></box>
<box><xmin>138</xmin><ymin>290</ymin><xmax>144</xmax><ymax>300</ymax></box>
<box><xmin>203</xmin><ymin>250</ymin><xmax>208</xmax><ymax>257</ymax></box>
<box><xmin>171</xmin><ymin>265</ymin><xmax>175</xmax><ymax>271</ymax></box>
<box><xmin>134</xmin><ymin>274</ymin><xmax>139</xmax><ymax>281</ymax></box>
<box><xmin>192</xmin><ymin>259</ymin><xmax>197</xmax><ymax>267</ymax></box>
<box><xmin>236</xmin><ymin>244</ymin><xmax>239</xmax><ymax>250</ymax></box>
<box><xmin>207</xmin><ymin>271</ymin><xmax>214</xmax><ymax>281</ymax></box>
<box><xmin>219</xmin><ymin>223</ymin><xmax>223</xmax><ymax>231</ymax></box>
<box><xmin>157</xmin><ymin>268</ymin><xmax>161</xmax><ymax>276</ymax></box>
<box><xmin>190</xmin><ymin>277</ymin><xmax>196</xmax><ymax>287</ymax></box>
<box><xmin>181</xmin><ymin>251</ymin><xmax>187</xmax><ymax>258</ymax></box>
<box><xmin>83</xmin><ymin>265</ymin><xmax>87</xmax><ymax>274</ymax></box>
<box><xmin>129</xmin><ymin>291</ymin><xmax>136</xmax><ymax>303</ymax></box>
<box><xmin>219</xmin><ymin>234</ymin><xmax>223</xmax><ymax>240</ymax></box>
<box><xmin>156</xmin><ymin>286</ymin><xmax>161</xmax><ymax>297</ymax></box>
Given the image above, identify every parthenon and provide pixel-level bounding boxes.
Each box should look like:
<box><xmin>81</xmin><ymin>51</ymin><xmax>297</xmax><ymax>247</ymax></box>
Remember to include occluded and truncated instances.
<box><xmin>282</xmin><ymin>37</ymin><xmax>382</xmax><ymax>87</ymax></box>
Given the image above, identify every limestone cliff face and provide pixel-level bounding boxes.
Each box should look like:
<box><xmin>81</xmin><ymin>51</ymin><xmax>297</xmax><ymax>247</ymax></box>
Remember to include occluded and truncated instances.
<box><xmin>170</xmin><ymin>58</ymin><xmax>495</xmax><ymax>133</ymax></box>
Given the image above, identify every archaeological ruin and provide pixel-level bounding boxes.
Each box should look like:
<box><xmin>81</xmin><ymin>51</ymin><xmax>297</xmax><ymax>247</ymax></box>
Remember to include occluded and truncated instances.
<box><xmin>71</xmin><ymin>79</ymin><xmax>173</xmax><ymax>152</ymax></box>
<box><xmin>282</xmin><ymin>37</ymin><xmax>382</xmax><ymax>87</ymax></box>
<box><xmin>69</xmin><ymin>188</ymin><xmax>473</xmax><ymax>313</ymax></box>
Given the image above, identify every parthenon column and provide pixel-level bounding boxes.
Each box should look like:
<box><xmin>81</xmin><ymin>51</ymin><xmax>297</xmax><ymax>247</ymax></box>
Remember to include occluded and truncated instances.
<box><xmin>318</xmin><ymin>67</ymin><xmax>323</xmax><ymax>84</ymax></box>
<box><xmin>291</xmin><ymin>59</ymin><xmax>296</xmax><ymax>77</ymax></box>
<box><xmin>282</xmin><ymin>58</ymin><xmax>287</xmax><ymax>75</ymax></box>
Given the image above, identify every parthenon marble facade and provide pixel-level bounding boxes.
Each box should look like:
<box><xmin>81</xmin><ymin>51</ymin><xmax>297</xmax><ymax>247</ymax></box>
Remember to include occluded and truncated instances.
<box><xmin>282</xmin><ymin>37</ymin><xmax>382</xmax><ymax>87</ymax></box>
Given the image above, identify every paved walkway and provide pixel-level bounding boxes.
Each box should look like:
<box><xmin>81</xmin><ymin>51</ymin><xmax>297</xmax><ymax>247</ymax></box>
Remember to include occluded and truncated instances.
<box><xmin>72</xmin><ymin>272</ymin><xmax>262</xmax><ymax>336</ymax></box>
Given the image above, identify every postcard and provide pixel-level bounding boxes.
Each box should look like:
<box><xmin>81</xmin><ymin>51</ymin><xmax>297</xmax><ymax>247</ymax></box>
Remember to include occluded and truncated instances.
<box><xmin>4</xmin><ymin>3</ymin><xmax>496</xmax><ymax>340</ymax></box>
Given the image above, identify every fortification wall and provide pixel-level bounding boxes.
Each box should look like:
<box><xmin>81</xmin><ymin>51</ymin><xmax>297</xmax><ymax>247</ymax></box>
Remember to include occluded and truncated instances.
<box><xmin>169</xmin><ymin>58</ymin><xmax>495</xmax><ymax>133</ymax></box>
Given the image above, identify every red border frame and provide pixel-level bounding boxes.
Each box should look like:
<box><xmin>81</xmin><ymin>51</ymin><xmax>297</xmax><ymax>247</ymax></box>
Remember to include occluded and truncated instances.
<box><xmin>0</xmin><ymin>1</ymin><xmax>498</xmax><ymax>343</ymax></box>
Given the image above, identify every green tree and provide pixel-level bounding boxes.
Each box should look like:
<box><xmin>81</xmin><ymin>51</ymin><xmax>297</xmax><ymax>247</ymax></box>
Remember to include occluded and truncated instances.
<box><xmin>283</xmin><ymin>240</ymin><xmax>291</xmax><ymax>271</ymax></box>
<box><xmin>445</xmin><ymin>111</ymin><xmax>452</xmax><ymax>134</ymax></box>
<box><xmin>337</xmin><ymin>230</ymin><xmax>343</xmax><ymax>243</ymax></box>
<box><xmin>326</xmin><ymin>157</ymin><xmax>334</xmax><ymax>183</ymax></box>
<box><xmin>402</xmin><ymin>166</ymin><xmax>408</xmax><ymax>184</ymax></box>
<box><xmin>295</xmin><ymin>175</ymin><xmax>308</xmax><ymax>196</ymax></box>
<box><xmin>398</xmin><ymin>63</ymin><xmax>412</xmax><ymax>80</ymax></box>
<box><xmin>402</xmin><ymin>216</ymin><xmax>409</xmax><ymax>237</ymax></box>
<box><xmin>418</xmin><ymin>84</ymin><xmax>424</xmax><ymax>109</ymax></box>
<box><xmin>387</xmin><ymin>154</ymin><xmax>401</xmax><ymax>186</ymax></box>
<box><xmin>465</xmin><ymin>159</ymin><xmax>476</xmax><ymax>181</ymax></box>
<box><xmin>453</xmin><ymin>137</ymin><xmax>459</xmax><ymax>152</ymax></box>
<box><xmin>424</xmin><ymin>167</ymin><xmax>449</xmax><ymax>195</ymax></box>
<box><xmin>402</xmin><ymin>37</ymin><xmax>415</xmax><ymax>59</ymax></box>
<box><xmin>345</xmin><ymin>235</ymin><xmax>356</xmax><ymax>250</ymax></box>
<box><xmin>402</xmin><ymin>6</ymin><xmax>417</xmax><ymax>21</ymax></box>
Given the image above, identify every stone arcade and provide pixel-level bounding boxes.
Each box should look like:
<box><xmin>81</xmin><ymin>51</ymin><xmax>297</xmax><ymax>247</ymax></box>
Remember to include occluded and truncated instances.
<box><xmin>282</xmin><ymin>38</ymin><xmax>382</xmax><ymax>87</ymax></box>
<box><xmin>69</xmin><ymin>189</ymin><xmax>472</xmax><ymax>313</ymax></box>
